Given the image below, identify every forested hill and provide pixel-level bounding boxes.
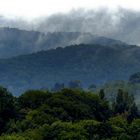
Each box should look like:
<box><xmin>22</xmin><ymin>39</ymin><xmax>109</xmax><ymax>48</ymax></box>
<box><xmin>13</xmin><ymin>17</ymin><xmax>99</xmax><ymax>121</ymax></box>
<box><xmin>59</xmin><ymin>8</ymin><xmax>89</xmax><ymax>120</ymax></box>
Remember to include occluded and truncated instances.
<box><xmin>0</xmin><ymin>27</ymin><xmax>127</xmax><ymax>58</ymax></box>
<box><xmin>0</xmin><ymin>44</ymin><xmax>139</xmax><ymax>95</ymax></box>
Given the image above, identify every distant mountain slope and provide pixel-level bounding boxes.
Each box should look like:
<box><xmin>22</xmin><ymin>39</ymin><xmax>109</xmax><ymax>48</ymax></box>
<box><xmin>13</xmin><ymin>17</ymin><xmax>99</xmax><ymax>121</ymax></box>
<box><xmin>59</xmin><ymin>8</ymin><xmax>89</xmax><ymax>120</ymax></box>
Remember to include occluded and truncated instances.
<box><xmin>0</xmin><ymin>44</ymin><xmax>139</xmax><ymax>95</ymax></box>
<box><xmin>0</xmin><ymin>27</ymin><xmax>127</xmax><ymax>58</ymax></box>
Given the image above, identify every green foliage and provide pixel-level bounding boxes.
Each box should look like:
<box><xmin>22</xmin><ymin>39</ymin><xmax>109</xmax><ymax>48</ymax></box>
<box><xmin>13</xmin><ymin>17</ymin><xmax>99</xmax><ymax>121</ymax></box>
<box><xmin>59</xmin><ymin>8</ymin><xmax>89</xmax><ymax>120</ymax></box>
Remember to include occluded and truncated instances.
<box><xmin>99</xmin><ymin>89</ymin><xmax>105</xmax><ymax>100</ymax></box>
<box><xmin>52</xmin><ymin>89</ymin><xmax>110</xmax><ymax>121</ymax></box>
<box><xmin>127</xmin><ymin>119</ymin><xmax>140</xmax><ymax>139</ymax></box>
<box><xmin>18</xmin><ymin>90</ymin><xmax>50</xmax><ymax>109</ymax></box>
<box><xmin>39</xmin><ymin>121</ymin><xmax>87</xmax><ymax>140</ymax></box>
<box><xmin>0</xmin><ymin>87</ymin><xmax>139</xmax><ymax>139</ymax></box>
<box><xmin>108</xmin><ymin>115</ymin><xmax>127</xmax><ymax>130</ymax></box>
<box><xmin>0</xmin><ymin>134</ymin><xmax>31</xmax><ymax>140</ymax></box>
<box><xmin>118</xmin><ymin>133</ymin><xmax>132</xmax><ymax>140</ymax></box>
<box><xmin>0</xmin><ymin>87</ymin><xmax>16</xmax><ymax>133</ymax></box>
<box><xmin>111</xmin><ymin>89</ymin><xmax>140</xmax><ymax>124</ymax></box>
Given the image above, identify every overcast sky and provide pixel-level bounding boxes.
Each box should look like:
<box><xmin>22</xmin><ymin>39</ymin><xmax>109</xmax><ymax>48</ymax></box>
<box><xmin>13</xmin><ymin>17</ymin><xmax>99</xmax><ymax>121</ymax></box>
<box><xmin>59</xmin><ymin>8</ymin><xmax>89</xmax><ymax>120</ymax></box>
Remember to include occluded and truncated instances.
<box><xmin>0</xmin><ymin>0</ymin><xmax>140</xmax><ymax>20</ymax></box>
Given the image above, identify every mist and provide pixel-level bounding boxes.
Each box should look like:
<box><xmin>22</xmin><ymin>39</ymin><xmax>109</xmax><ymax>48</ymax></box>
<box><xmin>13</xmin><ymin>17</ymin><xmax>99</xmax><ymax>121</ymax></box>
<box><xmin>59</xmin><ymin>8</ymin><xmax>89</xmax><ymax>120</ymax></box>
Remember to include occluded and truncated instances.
<box><xmin>1</xmin><ymin>8</ymin><xmax>140</xmax><ymax>45</ymax></box>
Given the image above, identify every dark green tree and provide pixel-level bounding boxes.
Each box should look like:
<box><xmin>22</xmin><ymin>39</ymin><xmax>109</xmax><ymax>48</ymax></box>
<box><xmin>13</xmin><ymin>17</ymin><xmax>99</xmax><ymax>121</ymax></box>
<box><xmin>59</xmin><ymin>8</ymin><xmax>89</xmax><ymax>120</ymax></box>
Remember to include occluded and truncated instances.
<box><xmin>113</xmin><ymin>89</ymin><xmax>139</xmax><ymax>123</ymax></box>
<box><xmin>0</xmin><ymin>86</ymin><xmax>15</xmax><ymax>133</ymax></box>
<box><xmin>18</xmin><ymin>90</ymin><xmax>50</xmax><ymax>109</ymax></box>
<box><xmin>114</xmin><ymin>89</ymin><xmax>131</xmax><ymax>114</ymax></box>
<box><xmin>127</xmin><ymin>103</ymin><xmax>140</xmax><ymax>123</ymax></box>
<box><xmin>99</xmin><ymin>89</ymin><xmax>105</xmax><ymax>100</ymax></box>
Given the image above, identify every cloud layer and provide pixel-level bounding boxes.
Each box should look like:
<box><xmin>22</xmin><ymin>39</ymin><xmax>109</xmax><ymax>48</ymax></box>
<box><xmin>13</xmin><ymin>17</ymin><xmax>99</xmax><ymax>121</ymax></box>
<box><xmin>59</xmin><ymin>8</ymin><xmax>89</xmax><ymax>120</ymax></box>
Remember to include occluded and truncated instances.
<box><xmin>0</xmin><ymin>8</ymin><xmax>140</xmax><ymax>45</ymax></box>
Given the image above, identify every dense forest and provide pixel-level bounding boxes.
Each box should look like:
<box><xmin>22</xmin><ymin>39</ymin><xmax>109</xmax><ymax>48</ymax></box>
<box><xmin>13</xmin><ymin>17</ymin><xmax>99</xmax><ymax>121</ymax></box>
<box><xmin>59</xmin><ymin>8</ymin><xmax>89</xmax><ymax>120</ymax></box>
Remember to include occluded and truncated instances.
<box><xmin>0</xmin><ymin>43</ymin><xmax>140</xmax><ymax>95</ymax></box>
<box><xmin>0</xmin><ymin>86</ymin><xmax>140</xmax><ymax>140</ymax></box>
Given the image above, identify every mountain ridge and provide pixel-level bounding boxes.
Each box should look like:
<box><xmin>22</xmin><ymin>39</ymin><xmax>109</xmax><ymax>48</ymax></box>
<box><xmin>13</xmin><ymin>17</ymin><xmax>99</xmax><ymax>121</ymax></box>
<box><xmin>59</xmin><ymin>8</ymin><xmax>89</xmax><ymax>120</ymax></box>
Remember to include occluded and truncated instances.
<box><xmin>0</xmin><ymin>27</ymin><xmax>128</xmax><ymax>58</ymax></box>
<box><xmin>0</xmin><ymin>43</ymin><xmax>139</xmax><ymax>95</ymax></box>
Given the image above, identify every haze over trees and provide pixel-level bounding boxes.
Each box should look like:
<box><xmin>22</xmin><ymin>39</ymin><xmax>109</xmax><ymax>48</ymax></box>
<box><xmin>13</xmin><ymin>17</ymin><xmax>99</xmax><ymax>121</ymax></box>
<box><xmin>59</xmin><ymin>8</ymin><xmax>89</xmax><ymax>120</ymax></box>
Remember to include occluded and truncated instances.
<box><xmin>0</xmin><ymin>28</ymin><xmax>127</xmax><ymax>58</ymax></box>
<box><xmin>0</xmin><ymin>43</ymin><xmax>140</xmax><ymax>95</ymax></box>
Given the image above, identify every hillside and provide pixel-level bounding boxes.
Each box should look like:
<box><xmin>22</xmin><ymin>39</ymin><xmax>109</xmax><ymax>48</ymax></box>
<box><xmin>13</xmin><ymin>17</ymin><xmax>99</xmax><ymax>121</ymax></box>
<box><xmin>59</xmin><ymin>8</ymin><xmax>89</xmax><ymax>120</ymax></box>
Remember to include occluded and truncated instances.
<box><xmin>0</xmin><ymin>27</ymin><xmax>127</xmax><ymax>58</ymax></box>
<box><xmin>0</xmin><ymin>44</ymin><xmax>139</xmax><ymax>95</ymax></box>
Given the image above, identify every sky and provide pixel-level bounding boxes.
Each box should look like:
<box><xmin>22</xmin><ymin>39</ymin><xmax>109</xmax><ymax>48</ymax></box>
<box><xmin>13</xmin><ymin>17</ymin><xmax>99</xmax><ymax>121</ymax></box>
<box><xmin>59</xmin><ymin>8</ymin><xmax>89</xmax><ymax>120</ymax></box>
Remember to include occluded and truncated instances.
<box><xmin>0</xmin><ymin>0</ymin><xmax>140</xmax><ymax>20</ymax></box>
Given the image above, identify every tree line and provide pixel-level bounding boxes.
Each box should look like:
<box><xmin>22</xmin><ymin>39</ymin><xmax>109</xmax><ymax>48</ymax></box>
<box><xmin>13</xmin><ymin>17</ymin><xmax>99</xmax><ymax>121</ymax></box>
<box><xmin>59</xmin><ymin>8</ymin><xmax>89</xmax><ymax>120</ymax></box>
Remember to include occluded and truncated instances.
<box><xmin>0</xmin><ymin>86</ymin><xmax>139</xmax><ymax>139</ymax></box>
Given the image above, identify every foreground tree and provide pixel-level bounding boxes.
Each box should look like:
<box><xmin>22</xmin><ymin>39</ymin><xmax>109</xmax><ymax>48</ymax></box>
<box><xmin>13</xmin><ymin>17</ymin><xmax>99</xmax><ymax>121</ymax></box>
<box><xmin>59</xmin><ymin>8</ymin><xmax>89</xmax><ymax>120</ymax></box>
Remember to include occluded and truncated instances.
<box><xmin>0</xmin><ymin>86</ymin><xmax>15</xmax><ymax>133</ymax></box>
<box><xmin>127</xmin><ymin>103</ymin><xmax>140</xmax><ymax>123</ymax></box>
<box><xmin>99</xmin><ymin>89</ymin><xmax>105</xmax><ymax>100</ymax></box>
<box><xmin>18</xmin><ymin>90</ymin><xmax>50</xmax><ymax>109</ymax></box>
<box><xmin>113</xmin><ymin>89</ymin><xmax>139</xmax><ymax>122</ymax></box>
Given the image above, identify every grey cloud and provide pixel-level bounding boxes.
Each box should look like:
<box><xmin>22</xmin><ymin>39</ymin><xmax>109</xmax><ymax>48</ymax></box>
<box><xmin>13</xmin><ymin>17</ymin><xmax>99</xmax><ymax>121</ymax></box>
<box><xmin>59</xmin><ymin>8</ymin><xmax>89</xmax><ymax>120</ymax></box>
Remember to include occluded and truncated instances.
<box><xmin>33</xmin><ymin>8</ymin><xmax>140</xmax><ymax>45</ymax></box>
<box><xmin>1</xmin><ymin>8</ymin><xmax>140</xmax><ymax>45</ymax></box>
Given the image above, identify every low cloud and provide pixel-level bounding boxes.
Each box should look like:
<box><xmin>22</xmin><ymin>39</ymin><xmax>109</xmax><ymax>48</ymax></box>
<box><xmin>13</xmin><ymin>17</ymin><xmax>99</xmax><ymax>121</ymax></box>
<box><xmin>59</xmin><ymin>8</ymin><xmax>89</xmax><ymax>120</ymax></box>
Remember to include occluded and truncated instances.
<box><xmin>1</xmin><ymin>8</ymin><xmax>140</xmax><ymax>45</ymax></box>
